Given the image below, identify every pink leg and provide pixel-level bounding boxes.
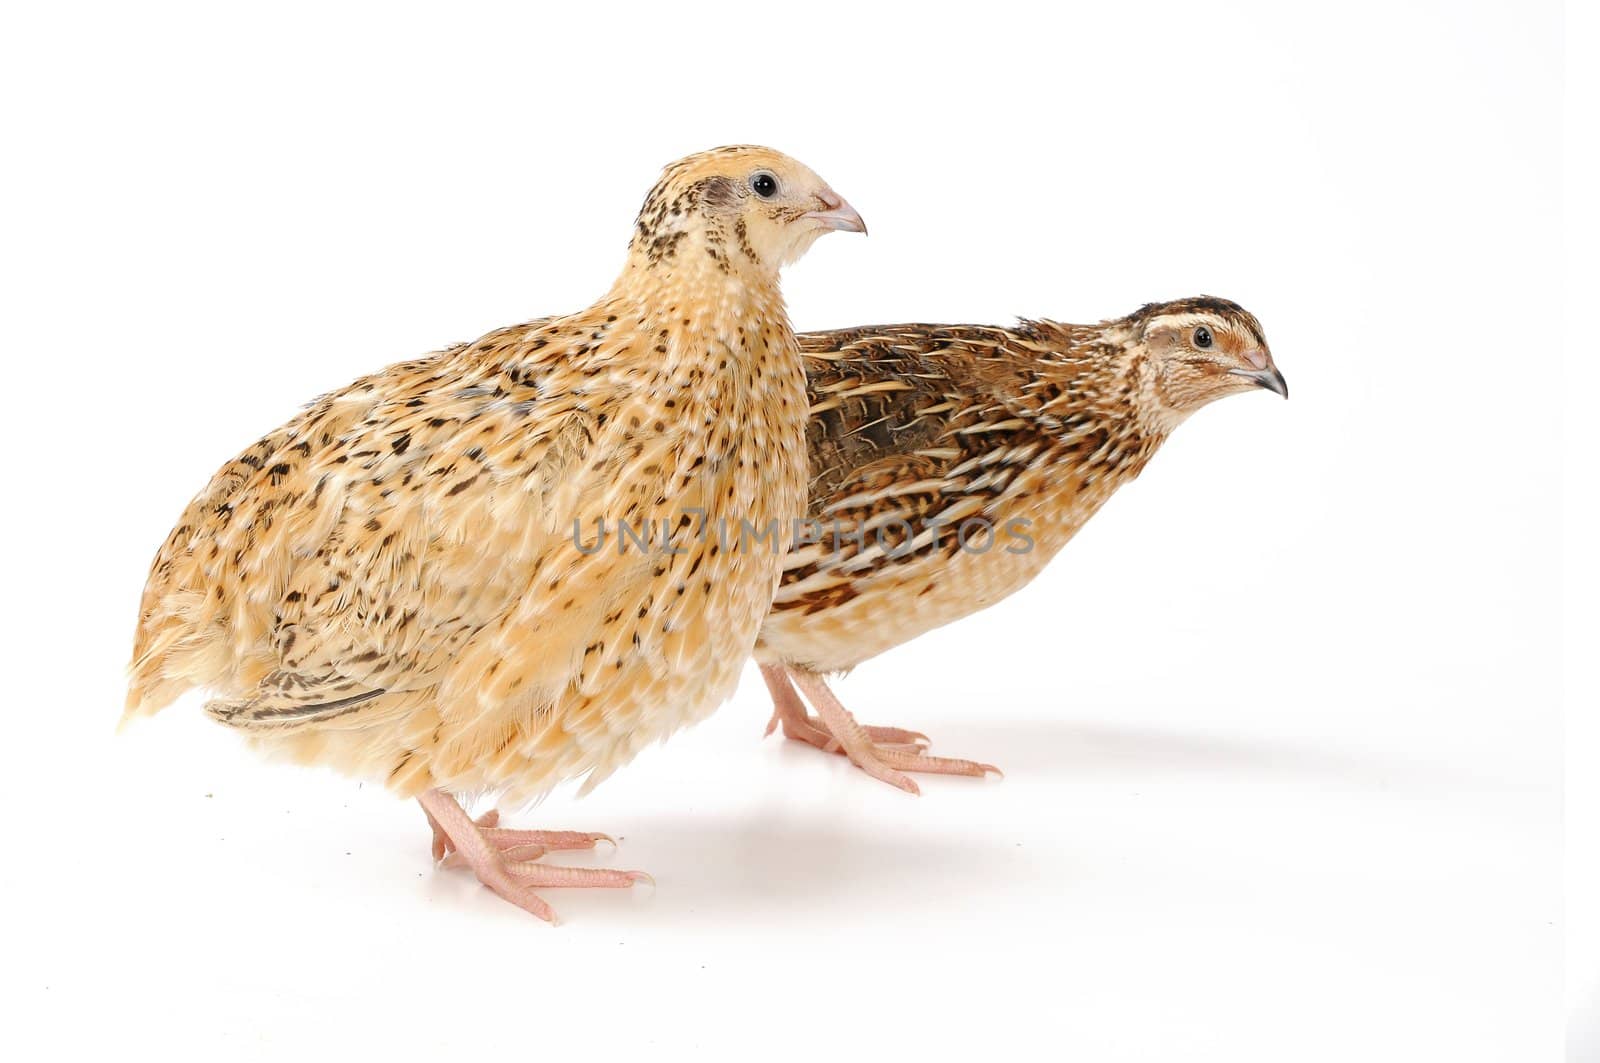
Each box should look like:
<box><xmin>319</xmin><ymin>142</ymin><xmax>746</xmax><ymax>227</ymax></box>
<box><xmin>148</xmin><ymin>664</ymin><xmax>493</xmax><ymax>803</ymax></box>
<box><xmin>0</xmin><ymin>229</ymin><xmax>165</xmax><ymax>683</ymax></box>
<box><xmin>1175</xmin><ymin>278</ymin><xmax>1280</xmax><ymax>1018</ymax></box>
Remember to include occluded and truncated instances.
<box><xmin>425</xmin><ymin>806</ymin><xmax>614</xmax><ymax>864</ymax></box>
<box><xmin>425</xmin><ymin>805</ymin><xmax>497</xmax><ymax>861</ymax></box>
<box><xmin>417</xmin><ymin>789</ymin><xmax>648</xmax><ymax>922</ymax></box>
<box><xmin>762</xmin><ymin>664</ymin><xmax>928</xmax><ymax>751</ymax></box>
<box><xmin>769</xmin><ymin>665</ymin><xmax>1001</xmax><ymax>795</ymax></box>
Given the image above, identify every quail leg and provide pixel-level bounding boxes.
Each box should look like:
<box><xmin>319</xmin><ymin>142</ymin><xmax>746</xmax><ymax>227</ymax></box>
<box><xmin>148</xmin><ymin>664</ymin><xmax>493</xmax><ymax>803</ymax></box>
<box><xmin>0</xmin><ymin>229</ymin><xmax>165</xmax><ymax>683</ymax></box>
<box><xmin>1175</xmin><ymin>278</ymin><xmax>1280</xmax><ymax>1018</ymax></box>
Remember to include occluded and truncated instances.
<box><xmin>417</xmin><ymin>789</ymin><xmax>648</xmax><ymax>922</ymax></box>
<box><xmin>422</xmin><ymin>806</ymin><xmax>615</xmax><ymax>863</ymax></box>
<box><xmin>761</xmin><ymin>664</ymin><xmax>928</xmax><ymax>751</ymax></box>
<box><xmin>762</xmin><ymin>664</ymin><xmax>1000</xmax><ymax>795</ymax></box>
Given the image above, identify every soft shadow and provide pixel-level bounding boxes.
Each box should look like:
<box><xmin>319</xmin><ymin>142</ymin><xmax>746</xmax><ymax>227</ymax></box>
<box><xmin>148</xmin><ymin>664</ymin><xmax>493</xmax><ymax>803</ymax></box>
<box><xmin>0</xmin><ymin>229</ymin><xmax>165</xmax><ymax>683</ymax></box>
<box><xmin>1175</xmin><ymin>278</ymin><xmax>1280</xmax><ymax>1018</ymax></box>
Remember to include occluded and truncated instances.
<box><xmin>412</xmin><ymin>720</ymin><xmax>1471</xmax><ymax>928</ymax></box>
<box><xmin>922</xmin><ymin>716</ymin><xmax>1451</xmax><ymax>788</ymax></box>
<box><xmin>661</xmin><ymin>811</ymin><xmax>1025</xmax><ymax>907</ymax></box>
<box><xmin>428</xmin><ymin>809</ymin><xmax>1043</xmax><ymax>928</ymax></box>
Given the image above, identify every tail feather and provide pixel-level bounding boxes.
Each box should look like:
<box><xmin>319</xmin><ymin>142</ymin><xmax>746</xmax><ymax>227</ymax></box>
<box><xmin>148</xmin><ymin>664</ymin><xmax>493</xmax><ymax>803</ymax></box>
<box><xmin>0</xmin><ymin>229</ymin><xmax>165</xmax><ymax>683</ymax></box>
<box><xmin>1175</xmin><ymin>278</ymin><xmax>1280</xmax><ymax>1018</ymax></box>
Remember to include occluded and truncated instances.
<box><xmin>204</xmin><ymin>674</ymin><xmax>385</xmax><ymax>732</ymax></box>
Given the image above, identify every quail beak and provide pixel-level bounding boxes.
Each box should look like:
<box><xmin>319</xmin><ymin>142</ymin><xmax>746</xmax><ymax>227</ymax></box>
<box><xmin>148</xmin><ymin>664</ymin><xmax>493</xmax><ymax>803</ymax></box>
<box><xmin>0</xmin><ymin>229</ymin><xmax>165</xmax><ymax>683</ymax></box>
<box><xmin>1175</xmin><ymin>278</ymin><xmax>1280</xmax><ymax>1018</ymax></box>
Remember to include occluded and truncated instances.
<box><xmin>804</xmin><ymin>191</ymin><xmax>868</xmax><ymax>235</ymax></box>
<box><xmin>1228</xmin><ymin>362</ymin><xmax>1289</xmax><ymax>399</ymax></box>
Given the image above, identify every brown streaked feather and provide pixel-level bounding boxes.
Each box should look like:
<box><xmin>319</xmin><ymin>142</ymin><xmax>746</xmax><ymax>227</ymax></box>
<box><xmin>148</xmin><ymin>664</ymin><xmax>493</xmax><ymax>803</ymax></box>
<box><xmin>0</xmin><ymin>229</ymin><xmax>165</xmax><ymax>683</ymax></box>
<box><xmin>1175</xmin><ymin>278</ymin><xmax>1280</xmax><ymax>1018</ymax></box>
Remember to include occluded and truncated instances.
<box><xmin>125</xmin><ymin>145</ymin><xmax>832</xmax><ymax>806</ymax></box>
<box><xmin>760</xmin><ymin>316</ymin><xmax>1174</xmax><ymax>673</ymax></box>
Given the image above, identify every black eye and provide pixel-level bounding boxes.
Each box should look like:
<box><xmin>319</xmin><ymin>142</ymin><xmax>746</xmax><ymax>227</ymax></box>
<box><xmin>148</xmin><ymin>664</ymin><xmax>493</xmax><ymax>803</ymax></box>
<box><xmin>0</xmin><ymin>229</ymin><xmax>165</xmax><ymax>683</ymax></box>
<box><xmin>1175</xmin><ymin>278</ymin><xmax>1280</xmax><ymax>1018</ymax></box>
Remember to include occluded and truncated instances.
<box><xmin>750</xmin><ymin>172</ymin><xmax>778</xmax><ymax>199</ymax></box>
<box><xmin>1193</xmin><ymin>325</ymin><xmax>1214</xmax><ymax>349</ymax></box>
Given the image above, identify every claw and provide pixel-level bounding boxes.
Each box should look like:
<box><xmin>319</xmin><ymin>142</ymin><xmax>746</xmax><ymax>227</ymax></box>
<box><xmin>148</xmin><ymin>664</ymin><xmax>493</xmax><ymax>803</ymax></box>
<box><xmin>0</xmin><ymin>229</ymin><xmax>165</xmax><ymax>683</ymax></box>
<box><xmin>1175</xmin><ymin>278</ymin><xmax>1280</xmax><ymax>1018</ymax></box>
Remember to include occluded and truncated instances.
<box><xmin>418</xmin><ymin>790</ymin><xmax>646</xmax><ymax>921</ymax></box>
<box><xmin>761</xmin><ymin>663</ymin><xmax>1001</xmax><ymax>794</ymax></box>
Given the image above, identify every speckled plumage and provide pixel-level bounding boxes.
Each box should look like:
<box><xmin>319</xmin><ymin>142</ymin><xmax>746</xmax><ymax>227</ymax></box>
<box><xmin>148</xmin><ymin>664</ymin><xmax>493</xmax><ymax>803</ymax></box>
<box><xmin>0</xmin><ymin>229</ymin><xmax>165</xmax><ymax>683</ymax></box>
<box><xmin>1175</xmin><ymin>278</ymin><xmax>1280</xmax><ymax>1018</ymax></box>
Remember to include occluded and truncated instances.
<box><xmin>126</xmin><ymin>146</ymin><xmax>863</xmax><ymax>830</ymax></box>
<box><xmin>755</xmin><ymin>298</ymin><xmax>1286</xmax><ymax>789</ymax></box>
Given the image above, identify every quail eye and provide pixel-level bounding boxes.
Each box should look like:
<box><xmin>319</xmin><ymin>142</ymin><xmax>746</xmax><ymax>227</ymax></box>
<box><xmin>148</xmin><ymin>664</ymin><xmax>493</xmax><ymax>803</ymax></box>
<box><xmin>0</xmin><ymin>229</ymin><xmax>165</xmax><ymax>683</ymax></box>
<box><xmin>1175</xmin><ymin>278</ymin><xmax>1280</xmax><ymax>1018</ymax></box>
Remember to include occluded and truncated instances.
<box><xmin>750</xmin><ymin>172</ymin><xmax>779</xmax><ymax>199</ymax></box>
<box><xmin>1193</xmin><ymin>325</ymin><xmax>1214</xmax><ymax>349</ymax></box>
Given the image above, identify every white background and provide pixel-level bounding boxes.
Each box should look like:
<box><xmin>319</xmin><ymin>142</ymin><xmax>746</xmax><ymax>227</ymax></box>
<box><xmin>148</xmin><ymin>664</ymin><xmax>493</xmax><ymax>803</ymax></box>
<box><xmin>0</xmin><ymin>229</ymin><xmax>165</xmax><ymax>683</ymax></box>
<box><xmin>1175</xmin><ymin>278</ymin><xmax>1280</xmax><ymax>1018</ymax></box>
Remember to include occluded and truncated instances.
<box><xmin>0</xmin><ymin>2</ymin><xmax>1580</xmax><ymax>1060</ymax></box>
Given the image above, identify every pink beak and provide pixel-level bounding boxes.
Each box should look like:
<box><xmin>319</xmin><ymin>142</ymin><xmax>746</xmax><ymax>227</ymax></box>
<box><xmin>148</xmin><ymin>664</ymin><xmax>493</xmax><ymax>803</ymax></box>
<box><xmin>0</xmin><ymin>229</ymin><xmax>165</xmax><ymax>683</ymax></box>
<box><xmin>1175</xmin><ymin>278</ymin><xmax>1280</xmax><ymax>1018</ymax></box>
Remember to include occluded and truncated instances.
<box><xmin>804</xmin><ymin>189</ymin><xmax>868</xmax><ymax>235</ymax></box>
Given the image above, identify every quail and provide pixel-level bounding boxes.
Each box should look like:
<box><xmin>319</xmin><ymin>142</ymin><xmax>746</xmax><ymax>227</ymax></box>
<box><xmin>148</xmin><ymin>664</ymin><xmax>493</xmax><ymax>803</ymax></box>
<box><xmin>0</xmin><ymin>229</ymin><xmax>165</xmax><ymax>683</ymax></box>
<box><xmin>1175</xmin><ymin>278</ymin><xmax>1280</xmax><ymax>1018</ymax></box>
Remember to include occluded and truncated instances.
<box><xmin>757</xmin><ymin>298</ymin><xmax>1285</xmax><ymax>792</ymax></box>
<box><xmin>126</xmin><ymin>146</ymin><xmax>866</xmax><ymax>918</ymax></box>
